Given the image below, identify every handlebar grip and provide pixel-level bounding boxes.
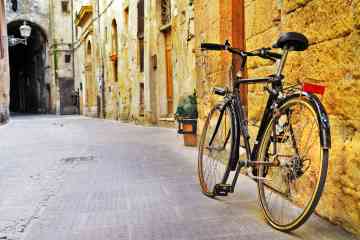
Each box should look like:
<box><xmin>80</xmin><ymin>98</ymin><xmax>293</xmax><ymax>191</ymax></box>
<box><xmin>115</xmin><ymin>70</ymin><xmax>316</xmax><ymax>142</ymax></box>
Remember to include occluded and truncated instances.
<box><xmin>201</xmin><ymin>43</ymin><xmax>226</xmax><ymax>51</ymax></box>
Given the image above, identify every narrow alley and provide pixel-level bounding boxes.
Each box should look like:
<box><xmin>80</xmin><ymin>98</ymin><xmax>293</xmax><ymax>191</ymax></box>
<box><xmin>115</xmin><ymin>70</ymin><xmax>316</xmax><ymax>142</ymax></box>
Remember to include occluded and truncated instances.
<box><xmin>0</xmin><ymin>116</ymin><xmax>356</xmax><ymax>240</ymax></box>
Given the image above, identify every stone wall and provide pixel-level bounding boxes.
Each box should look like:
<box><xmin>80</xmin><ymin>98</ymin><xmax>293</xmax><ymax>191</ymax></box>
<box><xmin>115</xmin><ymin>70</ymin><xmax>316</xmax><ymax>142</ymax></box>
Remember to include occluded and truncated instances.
<box><xmin>0</xmin><ymin>0</ymin><xmax>10</xmax><ymax>123</ymax></box>
<box><xmin>6</xmin><ymin>0</ymin><xmax>49</xmax><ymax>32</ymax></box>
<box><xmin>194</xmin><ymin>0</ymin><xmax>239</xmax><ymax>131</ymax></box>
<box><xmin>73</xmin><ymin>0</ymin><xmax>101</xmax><ymax>117</ymax></box>
<box><xmin>147</xmin><ymin>0</ymin><xmax>197</xmax><ymax>123</ymax></box>
<box><xmin>245</xmin><ymin>0</ymin><xmax>360</xmax><ymax>234</ymax></box>
<box><xmin>49</xmin><ymin>0</ymin><xmax>75</xmax><ymax>114</ymax></box>
<box><xmin>194</xmin><ymin>0</ymin><xmax>360</xmax><ymax>235</ymax></box>
<box><xmin>73</xmin><ymin>0</ymin><xmax>199</xmax><ymax>124</ymax></box>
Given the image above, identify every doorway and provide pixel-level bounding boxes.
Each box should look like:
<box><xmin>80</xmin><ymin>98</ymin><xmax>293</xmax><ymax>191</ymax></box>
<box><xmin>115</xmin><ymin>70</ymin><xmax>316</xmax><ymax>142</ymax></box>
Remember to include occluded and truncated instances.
<box><xmin>164</xmin><ymin>30</ymin><xmax>173</xmax><ymax>115</ymax></box>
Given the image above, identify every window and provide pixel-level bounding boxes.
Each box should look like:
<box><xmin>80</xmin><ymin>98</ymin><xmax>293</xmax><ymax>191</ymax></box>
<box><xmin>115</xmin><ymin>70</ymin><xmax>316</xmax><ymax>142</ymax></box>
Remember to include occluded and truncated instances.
<box><xmin>111</xmin><ymin>20</ymin><xmax>118</xmax><ymax>82</ymax></box>
<box><xmin>61</xmin><ymin>1</ymin><xmax>69</xmax><ymax>13</ymax></box>
<box><xmin>11</xmin><ymin>0</ymin><xmax>17</xmax><ymax>12</ymax></box>
<box><xmin>137</xmin><ymin>0</ymin><xmax>144</xmax><ymax>39</ymax></box>
<box><xmin>65</xmin><ymin>54</ymin><xmax>71</xmax><ymax>63</ymax></box>
<box><xmin>139</xmin><ymin>39</ymin><xmax>144</xmax><ymax>72</ymax></box>
<box><xmin>161</xmin><ymin>0</ymin><xmax>171</xmax><ymax>25</ymax></box>
<box><xmin>124</xmin><ymin>8</ymin><xmax>129</xmax><ymax>32</ymax></box>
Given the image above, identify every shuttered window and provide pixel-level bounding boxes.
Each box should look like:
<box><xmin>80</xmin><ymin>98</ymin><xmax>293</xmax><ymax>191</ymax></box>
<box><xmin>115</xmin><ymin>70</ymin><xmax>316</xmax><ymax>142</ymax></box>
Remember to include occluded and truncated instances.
<box><xmin>137</xmin><ymin>0</ymin><xmax>144</xmax><ymax>39</ymax></box>
<box><xmin>138</xmin><ymin>0</ymin><xmax>145</xmax><ymax>72</ymax></box>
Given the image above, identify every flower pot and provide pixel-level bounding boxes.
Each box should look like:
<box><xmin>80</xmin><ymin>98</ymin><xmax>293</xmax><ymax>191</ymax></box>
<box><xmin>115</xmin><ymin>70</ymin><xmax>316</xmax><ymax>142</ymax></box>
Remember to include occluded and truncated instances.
<box><xmin>177</xmin><ymin>118</ymin><xmax>197</xmax><ymax>147</ymax></box>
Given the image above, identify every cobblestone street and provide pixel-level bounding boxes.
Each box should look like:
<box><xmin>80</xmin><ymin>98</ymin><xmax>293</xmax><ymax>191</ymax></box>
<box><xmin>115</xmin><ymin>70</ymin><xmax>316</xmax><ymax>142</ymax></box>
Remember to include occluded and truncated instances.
<box><xmin>0</xmin><ymin>115</ymin><xmax>358</xmax><ymax>240</ymax></box>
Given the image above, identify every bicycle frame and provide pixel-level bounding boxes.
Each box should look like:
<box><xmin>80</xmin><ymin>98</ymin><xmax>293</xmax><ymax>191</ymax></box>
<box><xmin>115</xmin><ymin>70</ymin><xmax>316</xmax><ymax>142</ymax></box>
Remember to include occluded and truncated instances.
<box><xmin>220</xmin><ymin>48</ymin><xmax>331</xmax><ymax>190</ymax></box>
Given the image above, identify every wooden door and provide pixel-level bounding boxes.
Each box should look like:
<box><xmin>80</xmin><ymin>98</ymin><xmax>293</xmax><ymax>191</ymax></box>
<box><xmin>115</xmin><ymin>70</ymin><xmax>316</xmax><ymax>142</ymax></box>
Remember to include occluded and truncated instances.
<box><xmin>164</xmin><ymin>31</ymin><xmax>173</xmax><ymax>115</ymax></box>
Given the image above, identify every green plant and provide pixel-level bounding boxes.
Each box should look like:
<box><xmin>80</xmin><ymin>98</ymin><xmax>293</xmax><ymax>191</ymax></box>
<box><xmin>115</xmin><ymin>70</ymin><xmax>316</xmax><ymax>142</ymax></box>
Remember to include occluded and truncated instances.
<box><xmin>175</xmin><ymin>91</ymin><xmax>197</xmax><ymax>119</ymax></box>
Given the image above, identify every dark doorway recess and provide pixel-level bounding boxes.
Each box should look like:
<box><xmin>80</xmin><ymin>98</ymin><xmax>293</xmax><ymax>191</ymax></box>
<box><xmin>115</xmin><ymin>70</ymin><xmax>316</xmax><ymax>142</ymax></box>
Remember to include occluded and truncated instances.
<box><xmin>8</xmin><ymin>20</ymin><xmax>49</xmax><ymax>114</ymax></box>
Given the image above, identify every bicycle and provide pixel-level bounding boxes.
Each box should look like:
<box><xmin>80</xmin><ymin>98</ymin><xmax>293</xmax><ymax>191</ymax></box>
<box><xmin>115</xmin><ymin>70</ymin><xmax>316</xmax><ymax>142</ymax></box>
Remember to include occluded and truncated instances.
<box><xmin>197</xmin><ymin>32</ymin><xmax>331</xmax><ymax>232</ymax></box>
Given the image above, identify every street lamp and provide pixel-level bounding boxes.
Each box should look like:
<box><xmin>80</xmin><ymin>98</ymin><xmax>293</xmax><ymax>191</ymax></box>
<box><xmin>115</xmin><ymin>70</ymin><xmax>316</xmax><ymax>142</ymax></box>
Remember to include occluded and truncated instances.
<box><xmin>8</xmin><ymin>21</ymin><xmax>32</xmax><ymax>47</ymax></box>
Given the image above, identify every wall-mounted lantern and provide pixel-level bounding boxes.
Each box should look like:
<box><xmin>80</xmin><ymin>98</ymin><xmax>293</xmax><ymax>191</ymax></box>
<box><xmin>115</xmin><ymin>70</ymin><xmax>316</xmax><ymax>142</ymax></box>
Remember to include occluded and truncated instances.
<box><xmin>8</xmin><ymin>21</ymin><xmax>32</xmax><ymax>47</ymax></box>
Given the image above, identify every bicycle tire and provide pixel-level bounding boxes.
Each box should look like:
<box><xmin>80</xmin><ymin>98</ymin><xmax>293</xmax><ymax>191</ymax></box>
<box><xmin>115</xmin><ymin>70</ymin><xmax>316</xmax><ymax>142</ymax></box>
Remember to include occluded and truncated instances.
<box><xmin>198</xmin><ymin>103</ymin><xmax>234</xmax><ymax>197</ymax></box>
<box><xmin>257</xmin><ymin>96</ymin><xmax>329</xmax><ymax>231</ymax></box>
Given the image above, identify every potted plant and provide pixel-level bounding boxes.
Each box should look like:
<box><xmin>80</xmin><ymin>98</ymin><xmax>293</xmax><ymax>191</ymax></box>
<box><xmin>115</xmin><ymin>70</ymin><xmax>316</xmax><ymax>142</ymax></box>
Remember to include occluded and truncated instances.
<box><xmin>175</xmin><ymin>91</ymin><xmax>198</xmax><ymax>147</ymax></box>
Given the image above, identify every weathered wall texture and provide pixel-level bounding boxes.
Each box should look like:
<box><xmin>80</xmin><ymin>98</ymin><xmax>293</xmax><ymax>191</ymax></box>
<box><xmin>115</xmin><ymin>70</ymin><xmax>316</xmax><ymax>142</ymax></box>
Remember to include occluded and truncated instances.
<box><xmin>0</xmin><ymin>0</ymin><xmax>10</xmax><ymax>123</ymax></box>
<box><xmin>194</xmin><ymin>0</ymin><xmax>360</xmax><ymax>235</ymax></box>
<box><xmin>100</xmin><ymin>0</ymin><xmax>129</xmax><ymax>120</ymax></box>
<box><xmin>5</xmin><ymin>0</ymin><xmax>48</xmax><ymax>32</ymax></box>
<box><xmin>72</xmin><ymin>0</ymin><xmax>198</xmax><ymax>125</ymax></box>
<box><xmin>245</xmin><ymin>0</ymin><xmax>360</xmax><ymax>234</ymax></box>
<box><xmin>194</xmin><ymin>0</ymin><xmax>236</xmax><ymax>131</ymax></box>
<box><xmin>147</xmin><ymin>0</ymin><xmax>197</xmax><ymax>125</ymax></box>
<box><xmin>49</xmin><ymin>0</ymin><xmax>76</xmax><ymax>114</ymax></box>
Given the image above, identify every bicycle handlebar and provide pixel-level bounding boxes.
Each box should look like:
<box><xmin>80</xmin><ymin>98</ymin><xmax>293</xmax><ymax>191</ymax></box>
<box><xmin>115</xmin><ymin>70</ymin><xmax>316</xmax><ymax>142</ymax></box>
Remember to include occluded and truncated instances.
<box><xmin>200</xmin><ymin>43</ymin><xmax>226</xmax><ymax>51</ymax></box>
<box><xmin>201</xmin><ymin>41</ymin><xmax>282</xmax><ymax>61</ymax></box>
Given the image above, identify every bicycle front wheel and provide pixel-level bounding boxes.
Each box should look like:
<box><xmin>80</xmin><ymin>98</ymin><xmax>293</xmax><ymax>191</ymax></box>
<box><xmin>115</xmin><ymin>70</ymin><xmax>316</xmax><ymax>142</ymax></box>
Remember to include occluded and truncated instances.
<box><xmin>198</xmin><ymin>103</ymin><xmax>234</xmax><ymax>197</ymax></box>
<box><xmin>257</xmin><ymin>96</ymin><xmax>329</xmax><ymax>231</ymax></box>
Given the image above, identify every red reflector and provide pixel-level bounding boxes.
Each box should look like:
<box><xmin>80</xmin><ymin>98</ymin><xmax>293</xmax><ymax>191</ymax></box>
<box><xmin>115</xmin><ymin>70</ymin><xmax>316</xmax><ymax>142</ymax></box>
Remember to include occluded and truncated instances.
<box><xmin>302</xmin><ymin>83</ymin><xmax>326</xmax><ymax>95</ymax></box>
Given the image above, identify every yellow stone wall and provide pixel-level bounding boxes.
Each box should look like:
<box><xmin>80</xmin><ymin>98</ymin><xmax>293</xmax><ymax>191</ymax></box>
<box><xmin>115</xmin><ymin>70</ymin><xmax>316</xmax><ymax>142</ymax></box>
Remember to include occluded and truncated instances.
<box><xmin>194</xmin><ymin>0</ymin><xmax>233</xmax><ymax>131</ymax></box>
<box><xmin>245</xmin><ymin>0</ymin><xmax>360</xmax><ymax>234</ymax></box>
<box><xmin>194</xmin><ymin>0</ymin><xmax>360</xmax><ymax>234</ymax></box>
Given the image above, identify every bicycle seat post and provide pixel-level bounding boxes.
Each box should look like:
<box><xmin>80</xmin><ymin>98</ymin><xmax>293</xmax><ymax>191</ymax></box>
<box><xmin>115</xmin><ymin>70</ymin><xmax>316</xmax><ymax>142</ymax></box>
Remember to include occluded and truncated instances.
<box><xmin>275</xmin><ymin>48</ymin><xmax>289</xmax><ymax>77</ymax></box>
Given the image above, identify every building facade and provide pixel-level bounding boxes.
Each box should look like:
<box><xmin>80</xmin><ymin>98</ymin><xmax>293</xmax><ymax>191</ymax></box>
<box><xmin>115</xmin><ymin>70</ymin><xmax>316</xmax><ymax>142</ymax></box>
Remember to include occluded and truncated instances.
<box><xmin>71</xmin><ymin>0</ymin><xmax>197</xmax><ymax>125</ymax></box>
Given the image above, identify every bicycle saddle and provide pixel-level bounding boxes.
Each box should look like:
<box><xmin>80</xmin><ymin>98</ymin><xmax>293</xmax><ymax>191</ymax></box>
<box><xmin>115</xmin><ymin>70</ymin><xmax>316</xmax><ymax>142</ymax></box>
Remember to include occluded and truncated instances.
<box><xmin>273</xmin><ymin>32</ymin><xmax>309</xmax><ymax>51</ymax></box>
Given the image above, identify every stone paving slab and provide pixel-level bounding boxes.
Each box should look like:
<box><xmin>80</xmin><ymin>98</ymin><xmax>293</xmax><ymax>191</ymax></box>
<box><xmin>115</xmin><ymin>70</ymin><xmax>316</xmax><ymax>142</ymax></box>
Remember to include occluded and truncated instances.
<box><xmin>0</xmin><ymin>115</ymin><xmax>358</xmax><ymax>240</ymax></box>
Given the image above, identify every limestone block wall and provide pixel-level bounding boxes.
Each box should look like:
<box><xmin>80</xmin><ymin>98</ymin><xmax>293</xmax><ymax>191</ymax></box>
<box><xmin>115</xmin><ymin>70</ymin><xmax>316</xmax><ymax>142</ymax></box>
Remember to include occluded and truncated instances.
<box><xmin>194</xmin><ymin>0</ymin><xmax>235</xmax><ymax>130</ymax></box>
<box><xmin>99</xmin><ymin>0</ymin><xmax>130</xmax><ymax>120</ymax></box>
<box><xmin>245</xmin><ymin>0</ymin><xmax>360</xmax><ymax>234</ymax></box>
<box><xmin>72</xmin><ymin>0</ymin><xmax>100</xmax><ymax>117</ymax></box>
<box><xmin>171</xmin><ymin>0</ymin><xmax>197</xmax><ymax>112</ymax></box>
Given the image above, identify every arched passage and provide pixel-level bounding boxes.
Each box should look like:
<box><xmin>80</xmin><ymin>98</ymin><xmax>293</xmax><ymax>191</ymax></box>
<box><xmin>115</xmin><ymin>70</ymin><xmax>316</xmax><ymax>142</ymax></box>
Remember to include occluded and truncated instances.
<box><xmin>7</xmin><ymin>20</ymin><xmax>49</xmax><ymax>113</ymax></box>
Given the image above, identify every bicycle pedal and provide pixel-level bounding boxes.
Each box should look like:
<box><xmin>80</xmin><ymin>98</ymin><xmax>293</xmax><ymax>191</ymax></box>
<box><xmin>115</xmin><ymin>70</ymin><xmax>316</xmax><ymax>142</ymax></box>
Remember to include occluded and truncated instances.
<box><xmin>214</xmin><ymin>184</ymin><xmax>232</xmax><ymax>196</ymax></box>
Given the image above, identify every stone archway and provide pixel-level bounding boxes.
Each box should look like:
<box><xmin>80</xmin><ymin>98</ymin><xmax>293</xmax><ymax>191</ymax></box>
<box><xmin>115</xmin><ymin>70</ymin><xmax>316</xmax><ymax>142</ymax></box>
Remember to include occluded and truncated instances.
<box><xmin>7</xmin><ymin>20</ymin><xmax>49</xmax><ymax>113</ymax></box>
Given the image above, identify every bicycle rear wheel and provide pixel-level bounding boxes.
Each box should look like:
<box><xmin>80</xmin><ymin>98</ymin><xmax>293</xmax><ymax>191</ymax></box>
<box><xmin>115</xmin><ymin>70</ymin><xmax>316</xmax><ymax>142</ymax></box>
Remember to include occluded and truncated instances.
<box><xmin>257</xmin><ymin>96</ymin><xmax>329</xmax><ymax>231</ymax></box>
<box><xmin>198</xmin><ymin>103</ymin><xmax>234</xmax><ymax>197</ymax></box>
